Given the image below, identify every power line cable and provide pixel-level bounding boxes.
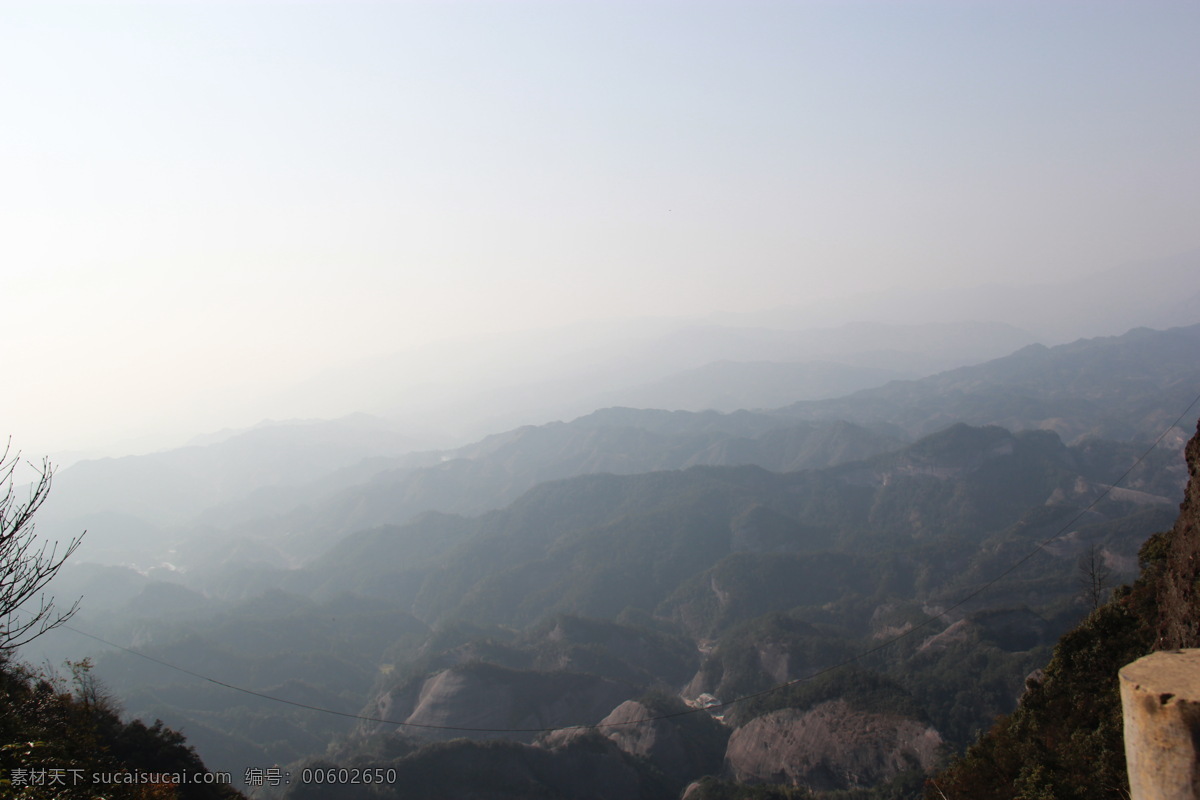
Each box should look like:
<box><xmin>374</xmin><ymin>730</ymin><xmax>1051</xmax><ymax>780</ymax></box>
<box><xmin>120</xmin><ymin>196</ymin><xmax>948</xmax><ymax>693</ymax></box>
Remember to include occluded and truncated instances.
<box><xmin>58</xmin><ymin>390</ymin><xmax>1200</xmax><ymax>733</ymax></box>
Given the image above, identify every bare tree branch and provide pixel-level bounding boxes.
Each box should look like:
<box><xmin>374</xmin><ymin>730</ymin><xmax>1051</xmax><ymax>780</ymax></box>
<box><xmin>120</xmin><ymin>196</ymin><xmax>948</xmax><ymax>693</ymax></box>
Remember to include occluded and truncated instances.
<box><xmin>0</xmin><ymin>440</ymin><xmax>84</xmax><ymax>651</ymax></box>
<box><xmin>1077</xmin><ymin>542</ymin><xmax>1113</xmax><ymax>611</ymax></box>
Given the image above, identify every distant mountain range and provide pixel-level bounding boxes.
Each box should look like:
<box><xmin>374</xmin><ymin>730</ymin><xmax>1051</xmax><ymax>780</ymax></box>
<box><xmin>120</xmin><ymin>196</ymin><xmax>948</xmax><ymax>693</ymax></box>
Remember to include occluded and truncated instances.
<box><xmin>25</xmin><ymin>320</ymin><xmax>1199</xmax><ymax>797</ymax></box>
<box><xmin>270</xmin><ymin>248</ymin><xmax>1198</xmax><ymax>442</ymax></box>
<box><xmin>587</xmin><ymin>359</ymin><xmax>915</xmax><ymax>413</ymax></box>
<box><xmin>35</xmin><ymin>414</ymin><xmax>423</xmax><ymax>564</ymax></box>
<box><xmin>39</xmin><ymin>322</ymin><xmax>1199</xmax><ymax>573</ymax></box>
<box><xmin>72</xmin><ymin>418</ymin><xmax>1183</xmax><ymax>794</ymax></box>
<box><xmin>772</xmin><ymin>323</ymin><xmax>1200</xmax><ymax>443</ymax></box>
<box><xmin>282</xmin><ymin>319</ymin><xmax>1043</xmax><ymax>442</ymax></box>
<box><xmin>298</xmin><ymin>422</ymin><xmax>1181</xmax><ymax>631</ymax></box>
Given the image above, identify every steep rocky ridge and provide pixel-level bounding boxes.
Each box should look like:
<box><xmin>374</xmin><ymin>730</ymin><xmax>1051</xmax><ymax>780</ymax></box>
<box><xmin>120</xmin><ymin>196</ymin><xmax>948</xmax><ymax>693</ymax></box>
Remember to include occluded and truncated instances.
<box><xmin>1156</xmin><ymin>417</ymin><xmax>1200</xmax><ymax>649</ymax></box>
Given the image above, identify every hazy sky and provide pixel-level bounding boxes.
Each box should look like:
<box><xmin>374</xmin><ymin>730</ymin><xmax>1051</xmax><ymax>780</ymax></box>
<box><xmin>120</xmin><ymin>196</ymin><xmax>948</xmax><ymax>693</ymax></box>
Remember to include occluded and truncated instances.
<box><xmin>3</xmin><ymin>1</ymin><xmax>1198</xmax><ymax>458</ymax></box>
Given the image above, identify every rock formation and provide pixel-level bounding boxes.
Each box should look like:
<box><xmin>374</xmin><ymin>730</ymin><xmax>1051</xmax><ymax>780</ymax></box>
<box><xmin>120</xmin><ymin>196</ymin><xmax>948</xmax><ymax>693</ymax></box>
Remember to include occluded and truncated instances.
<box><xmin>725</xmin><ymin>699</ymin><xmax>943</xmax><ymax>790</ymax></box>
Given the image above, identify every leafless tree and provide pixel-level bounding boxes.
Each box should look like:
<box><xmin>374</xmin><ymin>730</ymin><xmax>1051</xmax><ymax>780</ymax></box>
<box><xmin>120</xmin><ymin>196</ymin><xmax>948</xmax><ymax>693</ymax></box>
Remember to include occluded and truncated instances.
<box><xmin>1078</xmin><ymin>543</ymin><xmax>1113</xmax><ymax>611</ymax></box>
<box><xmin>1</xmin><ymin>442</ymin><xmax>83</xmax><ymax>651</ymax></box>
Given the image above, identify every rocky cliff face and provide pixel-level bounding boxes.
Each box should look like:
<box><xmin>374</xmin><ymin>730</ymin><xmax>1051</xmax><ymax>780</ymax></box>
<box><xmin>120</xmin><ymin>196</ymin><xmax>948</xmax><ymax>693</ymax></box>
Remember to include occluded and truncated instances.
<box><xmin>1157</xmin><ymin>421</ymin><xmax>1200</xmax><ymax>649</ymax></box>
<box><xmin>725</xmin><ymin>699</ymin><xmax>943</xmax><ymax>790</ymax></box>
<box><xmin>588</xmin><ymin>701</ymin><xmax>693</xmax><ymax>780</ymax></box>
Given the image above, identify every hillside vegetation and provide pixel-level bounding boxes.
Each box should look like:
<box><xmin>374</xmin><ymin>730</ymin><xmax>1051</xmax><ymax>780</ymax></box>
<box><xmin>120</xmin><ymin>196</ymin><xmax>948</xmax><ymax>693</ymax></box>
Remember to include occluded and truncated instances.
<box><xmin>926</xmin><ymin>419</ymin><xmax>1200</xmax><ymax>799</ymax></box>
<box><xmin>0</xmin><ymin>656</ymin><xmax>243</xmax><ymax>799</ymax></box>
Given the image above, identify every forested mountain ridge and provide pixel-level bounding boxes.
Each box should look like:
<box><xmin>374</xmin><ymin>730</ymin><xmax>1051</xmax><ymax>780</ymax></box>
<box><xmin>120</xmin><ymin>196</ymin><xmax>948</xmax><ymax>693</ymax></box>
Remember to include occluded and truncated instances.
<box><xmin>300</xmin><ymin>422</ymin><xmax>1181</xmax><ymax>628</ymax></box>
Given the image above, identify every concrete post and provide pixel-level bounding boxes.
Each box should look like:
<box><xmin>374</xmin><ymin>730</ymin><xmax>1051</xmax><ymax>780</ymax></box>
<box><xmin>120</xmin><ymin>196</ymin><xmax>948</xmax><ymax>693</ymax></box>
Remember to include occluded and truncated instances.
<box><xmin>1120</xmin><ymin>649</ymin><xmax>1200</xmax><ymax>800</ymax></box>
